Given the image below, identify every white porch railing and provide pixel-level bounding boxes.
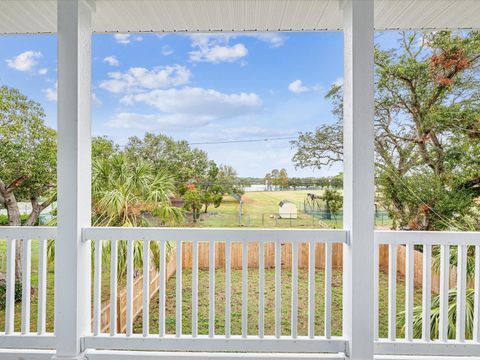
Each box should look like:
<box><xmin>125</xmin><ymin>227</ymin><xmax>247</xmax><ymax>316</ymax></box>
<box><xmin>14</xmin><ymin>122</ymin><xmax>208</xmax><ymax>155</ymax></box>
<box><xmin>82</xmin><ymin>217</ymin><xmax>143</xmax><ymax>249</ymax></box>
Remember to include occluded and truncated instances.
<box><xmin>374</xmin><ymin>231</ymin><xmax>480</xmax><ymax>357</ymax></box>
<box><xmin>1</xmin><ymin>226</ymin><xmax>480</xmax><ymax>359</ymax></box>
<box><xmin>0</xmin><ymin>226</ymin><xmax>56</xmax><ymax>350</ymax></box>
<box><xmin>82</xmin><ymin>227</ymin><xmax>348</xmax><ymax>354</ymax></box>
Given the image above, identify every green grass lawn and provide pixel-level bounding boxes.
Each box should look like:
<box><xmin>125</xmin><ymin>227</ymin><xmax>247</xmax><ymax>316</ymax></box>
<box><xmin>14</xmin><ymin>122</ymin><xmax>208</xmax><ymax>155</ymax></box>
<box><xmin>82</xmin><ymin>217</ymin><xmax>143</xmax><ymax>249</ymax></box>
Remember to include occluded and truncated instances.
<box><xmin>0</xmin><ymin>238</ymin><xmax>421</xmax><ymax>337</ymax></box>
<box><xmin>193</xmin><ymin>190</ymin><xmax>391</xmax><ymax>229</ymax></box>
<box><xmin>133</xmin><ymin>268</ymin><xmax>422</xmax><ymax>338</ymax></box>
<box><xmin>0</xmin><ymin>240</ymin><xmax>55</xmax><ymax>332</ymax></box>
<box><xmin>196</xmin><ymin>190</ymin><xmax>343</xmax><ymax>228</ymax></box>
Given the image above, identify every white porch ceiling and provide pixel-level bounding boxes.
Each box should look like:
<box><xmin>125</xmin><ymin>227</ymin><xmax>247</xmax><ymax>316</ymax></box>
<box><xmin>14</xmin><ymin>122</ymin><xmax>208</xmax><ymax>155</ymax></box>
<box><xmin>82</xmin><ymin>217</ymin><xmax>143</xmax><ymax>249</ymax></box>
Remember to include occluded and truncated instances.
<box><xmin>0</xmin><ymin>0</ymin><xmax>479</xmax><ymax>35</ymax></box>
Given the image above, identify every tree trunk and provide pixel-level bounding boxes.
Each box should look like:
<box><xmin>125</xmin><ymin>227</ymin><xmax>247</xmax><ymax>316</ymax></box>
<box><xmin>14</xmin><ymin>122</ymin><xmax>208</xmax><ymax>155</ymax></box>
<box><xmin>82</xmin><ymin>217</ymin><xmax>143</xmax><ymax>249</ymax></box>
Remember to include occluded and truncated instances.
<box><xmin>2</xmin><ymin>191</ymin><xmax>23</xmax><ymax>280</ymax></box>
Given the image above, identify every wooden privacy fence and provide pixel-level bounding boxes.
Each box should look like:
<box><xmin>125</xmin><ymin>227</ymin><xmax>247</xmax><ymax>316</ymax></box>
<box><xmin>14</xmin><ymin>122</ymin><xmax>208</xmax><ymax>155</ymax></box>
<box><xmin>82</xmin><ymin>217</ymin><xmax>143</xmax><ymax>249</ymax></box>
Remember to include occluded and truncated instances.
<box><xmin>181</xmin><ymin>242</ymin><xmax>344</xmax><ymax>269</ymax></box>
<box><xmin>94</xmin><ymin>241</ymin><xmax>475</xmax><ymax>333</ymax></box>
<box><xmin>182</xmin><ymin>242</ymin><xmax>474</xmax><ymax>294</ymax></box>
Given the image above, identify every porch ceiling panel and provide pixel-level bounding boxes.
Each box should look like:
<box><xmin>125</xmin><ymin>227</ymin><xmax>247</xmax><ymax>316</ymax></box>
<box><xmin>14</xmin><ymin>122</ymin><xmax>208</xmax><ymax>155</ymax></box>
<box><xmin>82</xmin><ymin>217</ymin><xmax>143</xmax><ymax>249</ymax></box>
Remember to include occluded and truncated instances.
<box><xmin>0</xmin><ymin>0</ymin><xmax>479</xmax><ymax>35</ymax></box>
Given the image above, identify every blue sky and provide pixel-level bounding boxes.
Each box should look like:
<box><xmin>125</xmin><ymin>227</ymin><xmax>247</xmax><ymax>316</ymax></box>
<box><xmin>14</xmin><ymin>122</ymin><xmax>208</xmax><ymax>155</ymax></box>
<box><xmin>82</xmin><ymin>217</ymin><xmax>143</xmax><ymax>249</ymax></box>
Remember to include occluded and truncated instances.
<box><xmin>0</xmin><ymin>32</ymin><xmax>397</xmax><ymax>177</ymax></box>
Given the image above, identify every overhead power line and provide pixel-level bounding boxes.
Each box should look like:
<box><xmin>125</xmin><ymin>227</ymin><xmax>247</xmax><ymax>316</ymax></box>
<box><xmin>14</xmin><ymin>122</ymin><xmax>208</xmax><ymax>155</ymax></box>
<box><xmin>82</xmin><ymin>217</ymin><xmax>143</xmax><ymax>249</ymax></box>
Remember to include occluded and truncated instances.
<box><xmin>189</xmin><ymin>136</ymin><xmax>297</xmax><ymax>145</ymax></box>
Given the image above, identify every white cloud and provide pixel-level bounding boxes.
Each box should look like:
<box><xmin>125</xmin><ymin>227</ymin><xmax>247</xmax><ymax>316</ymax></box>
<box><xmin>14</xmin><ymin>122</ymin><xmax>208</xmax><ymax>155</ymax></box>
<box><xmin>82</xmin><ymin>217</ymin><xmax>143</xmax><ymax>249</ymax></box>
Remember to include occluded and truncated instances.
<box><xmin>38</xmin><ymin>68</ymin><xmax>48</xmax><ymax>75</ymax></box>
<box><xmin>190</xmin><ymin>43</ymin><xmax>247</xmax><ymax>63</ymax></box>
<box><xmin>161</xmin><ymin>45</ymin><xmax>174</xmax><ymax>56</ymax></box>
<box><xmin>120</xmin><ymin>87</ymin><xmax>262</xmax><ymax>118</ymax></box>
<box><xmin>288</xmin><ymin>79</ymin><xmax>321</xmax><ymax>94</ymax></box>
<box><xmin>189</xmin><ymin>126</ymin><xmax>293</xmax><ymax>142</ymax></box>
<box><xmin>43</xmin><ymin>82</ymin><xmax>57</xmax><ymax>101</ymax></box>
<box><xmin>103</xmin><ymin>55</ymin><xmax>119</xmax><ymax>66</ymax></box>
<box><xmin>107</xmin><ymin>112</ymin><xmax>211</xmax><ymax>131</ymax></box>
<box><xmin>244</xmin><ymin>33</ymin><xmax>286</xmax><ymax>48</ymax></box>
<box><xmin>99</xmin><ymin>65</ymin><xmax>191</xmax><ymax>93</ymax></box>
<box><xmin>44</xmin><ymin>83</ymin><xmax>103</xmax><ymax>106</ymax></box>
<box><xmin>6</xmin><ymin>51</ymin><xmax>42</xmax><ymax>72</ymax></box>
<box><xmin>109</xmin><ymin>87</ymin><xmax>262</xmax><ymax>130</ymax></box>
<box><xmin>113</xmin><ymin>34</ymin><xmax>142</xmax><ymax>45</ymax></box>
<box><xmin>189</xmin><ymin>34</ymin><xmax>248</xmax><ymax>63</ymax></box>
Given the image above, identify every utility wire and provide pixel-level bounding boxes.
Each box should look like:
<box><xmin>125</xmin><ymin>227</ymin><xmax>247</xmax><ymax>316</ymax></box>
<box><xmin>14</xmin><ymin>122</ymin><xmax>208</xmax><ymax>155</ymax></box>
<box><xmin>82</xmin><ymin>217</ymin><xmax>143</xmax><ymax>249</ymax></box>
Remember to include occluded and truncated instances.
<box><xmin>189</xmin><ymin>136</ymin><xmax>297</xmax><ymax>145</ymax></box>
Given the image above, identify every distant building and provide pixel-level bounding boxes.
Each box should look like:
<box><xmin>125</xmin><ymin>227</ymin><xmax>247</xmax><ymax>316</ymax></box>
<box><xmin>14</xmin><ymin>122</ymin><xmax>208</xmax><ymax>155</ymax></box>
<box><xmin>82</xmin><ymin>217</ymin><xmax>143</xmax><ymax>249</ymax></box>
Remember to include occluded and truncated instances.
<box><xmin>278</xmin><ymin>200</ymin><xmax>297</xmax><ymax>219</ymax></box>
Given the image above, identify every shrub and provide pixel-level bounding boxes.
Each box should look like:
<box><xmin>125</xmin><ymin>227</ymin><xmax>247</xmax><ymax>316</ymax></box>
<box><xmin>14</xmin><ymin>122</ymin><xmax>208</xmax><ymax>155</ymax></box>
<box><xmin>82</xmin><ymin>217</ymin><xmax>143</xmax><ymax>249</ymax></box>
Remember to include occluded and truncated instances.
<box><xmin>0</xmin><ymin>279</ymin><xmax>22</xmax><ymax>309</ymax></box>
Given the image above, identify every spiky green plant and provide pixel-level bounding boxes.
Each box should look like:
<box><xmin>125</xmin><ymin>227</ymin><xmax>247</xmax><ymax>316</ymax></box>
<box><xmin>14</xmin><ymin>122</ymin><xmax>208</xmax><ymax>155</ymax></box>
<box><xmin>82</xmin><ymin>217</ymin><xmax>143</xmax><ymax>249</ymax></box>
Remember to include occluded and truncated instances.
<box><xmin>399</xmin><ymin>288</ymin><xmax>476</xmax><ymax>340</ymax></box>
<box><xmin>47</xmin><ymin>154</ymin><xmax>183</xmax><ymax>278</ymax></box>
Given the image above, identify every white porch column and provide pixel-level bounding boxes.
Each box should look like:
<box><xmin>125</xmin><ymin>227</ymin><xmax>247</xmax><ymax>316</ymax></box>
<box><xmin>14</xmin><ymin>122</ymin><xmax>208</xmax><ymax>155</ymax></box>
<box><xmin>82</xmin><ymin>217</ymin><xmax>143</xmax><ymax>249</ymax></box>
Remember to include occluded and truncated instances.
<box><xmin>55</xmin><ymin>0</ymin><xmax>94</xmax><ymax>358</ymax></box>
<box><xmin>342</xmin><ymin>0</ymin><xmax>375</xmax><ymax>359</ymax></box>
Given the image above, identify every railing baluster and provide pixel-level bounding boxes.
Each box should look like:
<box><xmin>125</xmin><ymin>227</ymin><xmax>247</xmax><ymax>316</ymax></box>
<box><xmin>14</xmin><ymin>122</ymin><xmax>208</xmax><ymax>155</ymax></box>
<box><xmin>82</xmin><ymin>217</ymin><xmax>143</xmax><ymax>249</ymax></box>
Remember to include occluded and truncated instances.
<box><xmin>5</xmin><ymin>239</ymin><xmax>16</xmax><ymax>334</ymax></box>
<box><xmin>474</xmin><ymin>245</ymin><xmax>480</xmax><ymax>343</ymax></box>
<box><xmin>176</xmin><ymin>239</ymin><xmax>182</xmax><ymax>337</ymax></box>
<box><xmin>142</xmin><ymin>240</ymin><xmax>150</xmax><ymax>337</ymax></box>
<box><xmin>291</xmin><ymin>241</ymin><xmax>299</xmax><ymax>338</ymax></box>
<box><xmin>422</xmin><ymin>244</ymin><xmax>432</xmax><ymax>342</ymax></box>
<box><xmin>21</xmin><ymin>238</ymin><xmax>31</xmax><ymax>334</ymax></box>
<box><xmin>126</xmin><ymin>240</ymin><xmax>134</xmax><ymax>336</ymax></box>
<box><xmin>110</xmin><ymin>239</ymin><xmax>118</xmax><ymax>335</ymax></box>
<box><xmin>192</xmin><ymin>240</ymin><xmax>198</xmax><ymax>338</ymax></box>
<box><xmin>388</xmin><ymin>243</ymin><xmax>397</xmax><ymax>341</ymax></box>
<box><xmin>209</xmin><ymin>239</ymin><xmax>215</xmax><ymax>338</ymax></box>
<box><xmin>308</xmin><ymin>240</ymin><xmax>315</xmax><ymax>339</ymax></box>
<box><xmin>405</xmin><ymin>244</ymin><xmax>414</xmax><ymax>341</ymax></box>
<box><xmin>159</xmin><ymin>239</ymin><xmax>166</xmax><ymax>337</ymax></box>
<box><xmin>93</xmin><ymin>239</ymin><xmax>102</xmax><ymax>335</ymax></box>
<box><xmin>275</xmin><ymin>241</ymin><xmax>281</xmax><ymax>339</ymax></box>
<box><xmin>439</xmin><ymin>244</ymin><xmax>450</xmax><ymax>341</ymax></box>
<box><xmin>225</xmin><ymin>240</ymin><xmax>231</xmax><ymax>338</ymax></box>
<box><xmin>37</xmin><ymin>239</ymin><xmax>47</xmax><ymax>335</ymax></box>
<box><xmin>456</xmin><ymin>245</ymin><xmax>467</xmax><ymax>342</ymax></box>
<box><xmin>324</xmin><ymin>242</ymin><xmax>332</xmax><ymax>339</ymax></box>
<box><xmin>242</xmin><ymin>241</ymin><xmax>248</xmax><ymax>338</ymax></box>
<box><xmin>373</xmin><ymin>243</ymin><xmax>379</xmax><ymax>341</ymax></box>
<box><xmin>258</xmin><ymin>240</ymin><xmax>265</xmax><ymax>338</ymax></box>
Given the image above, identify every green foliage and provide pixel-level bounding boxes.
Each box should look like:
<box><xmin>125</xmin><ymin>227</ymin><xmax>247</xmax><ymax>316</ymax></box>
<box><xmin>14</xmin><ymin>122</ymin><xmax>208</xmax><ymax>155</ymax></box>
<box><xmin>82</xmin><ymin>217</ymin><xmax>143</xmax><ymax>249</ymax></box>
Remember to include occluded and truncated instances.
<box><xmin>0</xmin><ymin>85</ymin><xmax>57</xmax><ymax>200</ymax></box>
<box><xmin>399</xmin><ymin>288</ymin><xmax>476</xmax><ymax>340</ymax></box>
<box><xmin>291</xmin><ymin>31</ymin><xmax>480</xmax><ymax>231</ymax></box>
<box><xmin>183</xmin><ymin>186</ymin><xmax>203</xmax><ymax>222</ymax></box>
<box><xmin>0</xmin><ymin>85</ymin><xmax>56</xmax><ymax>229</ymax></box>
<box><xmin>0</xmin><ymin>280</ymin><xmax>22</xmax><ymax>310</ymax></box>
<box><xmin>124</xmin><ymin>133</ymin><xmax>210</xmax><ymax>190</ymax></box>
<box><xmin>0</xmin><ymin>214</ymin><xmax>33</xmax><ymax>225</ymax></box>
<box><xmin>92</xmin><ymin>136</ymin><xmax>119</xmax><ymax>160</ymax></box>
<box><xmin>322</xmin><ymin>188</ymin><xmax>342</xmax><ymax>223</ymax></box>
<box><xmin>217</xmin><ymin>165</ymin><xmax>245</xmax><ymax>196</ymax></box>
<box><xmin>92</xmin><ymin>154</ymin><xmax>184</xmax><ymax>227</ymax></box>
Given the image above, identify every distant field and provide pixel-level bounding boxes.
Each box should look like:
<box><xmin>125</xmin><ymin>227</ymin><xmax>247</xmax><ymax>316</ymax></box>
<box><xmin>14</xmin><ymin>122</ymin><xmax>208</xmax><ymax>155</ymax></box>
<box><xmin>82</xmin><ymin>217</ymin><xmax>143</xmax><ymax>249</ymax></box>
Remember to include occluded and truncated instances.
<box><xmin>194</xmin><ymin>190</ymin><xmax>341</xmax><ymax>228</ymax></box>
<box><xmin>194</xmin><ymin>190</ymin><xmax>391</xmax><ymax>229</ymax></box>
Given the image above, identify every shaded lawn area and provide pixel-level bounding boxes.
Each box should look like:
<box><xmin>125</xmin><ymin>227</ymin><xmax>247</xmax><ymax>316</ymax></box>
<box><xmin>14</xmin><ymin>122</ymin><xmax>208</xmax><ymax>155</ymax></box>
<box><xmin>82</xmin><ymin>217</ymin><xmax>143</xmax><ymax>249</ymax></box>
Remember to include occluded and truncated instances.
<box><xmin>0</xmin><ymin>240</ymin><xmax>422</xmax><ymax>337</ymax></box>
<box><xmin>0</xmin><ymin>240</ymin><xmax>55</xmax><ymax>332</ymax></box>
<box><xmin>133</xmin><ymin>268</ymin><xmax>422</xmax><ymax>338</ymax></box>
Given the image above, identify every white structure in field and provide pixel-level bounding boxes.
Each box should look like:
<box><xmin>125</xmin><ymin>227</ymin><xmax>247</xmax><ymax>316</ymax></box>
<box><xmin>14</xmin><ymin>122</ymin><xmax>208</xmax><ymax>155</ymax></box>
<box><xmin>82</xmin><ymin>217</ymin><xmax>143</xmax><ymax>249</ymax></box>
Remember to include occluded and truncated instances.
<box><xmin>0</xmin><ymin>1</ymin><xmax>479</xmax><ymax>360</ymax></box>
<box><xmin>278</xmin><ymin>200</ymin><xmax>297</xmax><ymax>219</ymax></box>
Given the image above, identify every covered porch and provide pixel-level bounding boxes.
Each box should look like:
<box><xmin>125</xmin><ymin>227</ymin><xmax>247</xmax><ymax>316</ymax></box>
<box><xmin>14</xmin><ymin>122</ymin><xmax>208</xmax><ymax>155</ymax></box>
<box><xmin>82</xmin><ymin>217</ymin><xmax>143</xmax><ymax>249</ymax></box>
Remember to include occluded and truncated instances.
<box><xmin>0</xmin><ymin>1</ymin><xmax>479</xmax><ymax>359</ymax></box>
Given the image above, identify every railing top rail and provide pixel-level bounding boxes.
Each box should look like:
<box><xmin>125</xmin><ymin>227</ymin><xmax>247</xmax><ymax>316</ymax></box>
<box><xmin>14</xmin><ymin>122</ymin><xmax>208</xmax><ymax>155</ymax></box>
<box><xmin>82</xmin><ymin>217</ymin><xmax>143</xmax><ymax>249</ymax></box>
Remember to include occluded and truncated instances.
<box><xmin>83</xmin><ymin>227</ymin><xmax>348</xmax><ymax>243</ymax></box>
<box><xmin>375</xmin><ymin>230</ymin><xmax>480</xmax><ymax>246</ymax></box>
<box><xmin>0</xmin><ymin>226</ymin><xmax>57</xmax><ymax>240</ymax></box>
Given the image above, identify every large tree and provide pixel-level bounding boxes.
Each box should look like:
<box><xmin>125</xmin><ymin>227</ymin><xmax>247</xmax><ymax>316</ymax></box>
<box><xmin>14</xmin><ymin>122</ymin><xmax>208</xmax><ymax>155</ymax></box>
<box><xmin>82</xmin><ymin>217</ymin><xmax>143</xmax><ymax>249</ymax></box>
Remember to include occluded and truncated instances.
<box><xmin>124</xmin><ymin>133</ymin><xmax>210</xmax><ymax>190</ymax></box>
<box><xmin>0</xmin><ymin>86</ymin><xmax>56</xmax><ymax>278</ymax></box>
<box><xmin>292</xmin><ymin>31</ymin><xmax>480</xmax><ymax>231</ymax></box>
